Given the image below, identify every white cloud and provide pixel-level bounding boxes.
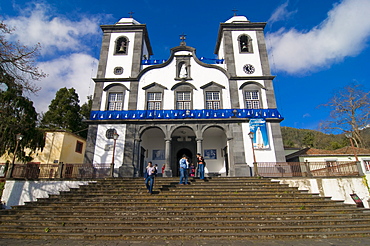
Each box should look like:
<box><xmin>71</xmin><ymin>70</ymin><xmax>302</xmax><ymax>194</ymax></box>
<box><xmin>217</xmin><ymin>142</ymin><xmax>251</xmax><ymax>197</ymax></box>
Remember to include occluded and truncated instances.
<box><xmin>267</xmin><ymin>0</ymin><xmax>370</xmax><ymax>74</ymax></box>
<box><xmin>5</xmin><ymin>2</ymin><xmax>101</xmax><ymax>55</ymax></box>
<box><xmin>4</xmin><ymin>2</ymin><xmax>101</xmax><ymax>113</ymax></box>
<box><xmin>268</xmin><ymin>1</ymin><xmax>297</xmax><ymax>24</ymax></box>
<box><xmin>29</xmin><ymin>53</ymin><xmax>98</xmax><ymax>114</ymax></box>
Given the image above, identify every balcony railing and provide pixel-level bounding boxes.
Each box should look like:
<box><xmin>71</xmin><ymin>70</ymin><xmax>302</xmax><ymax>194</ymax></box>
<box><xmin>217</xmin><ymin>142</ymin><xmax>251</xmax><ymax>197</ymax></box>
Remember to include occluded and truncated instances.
<box><xmin>2</xmin><ymin>161</ymin><xmax>360</xmax><ymax>180</ymax></box>
<box><xmin>10</xmin><ymin>163</ymin><xmax>112</xmax><ymax>179</ymax></box>
<box><xmin>257</xmin><ymin>161</ymin><xmax>360</xmax><ymax>178</ymax></box>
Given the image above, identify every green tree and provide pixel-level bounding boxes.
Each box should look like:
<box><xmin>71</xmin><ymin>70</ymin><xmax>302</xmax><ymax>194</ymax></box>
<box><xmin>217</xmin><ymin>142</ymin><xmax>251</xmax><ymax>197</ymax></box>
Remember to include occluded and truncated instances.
<box><xmin>319</xmin><ymin>83</ymin><xmax>370</xmax><ymax>148</ymax></box>
<box><xmin>41</xmin><ymin>87</ymin><xmax>83</xmax><ymax>134</ymax></box>
<box><xmin>0</xmin><ymin>21</ymin><xmax>46</xmax><ymax>93</ymax></box>
<box><xmin>78</xmin><ymin>96</ymin><xmax>93</xmax><ymax>138</ymax></box>
<box><xmin>0</xmin><ymin>73</ymin><xmax>45</xmax><ymax>161</ymax></box>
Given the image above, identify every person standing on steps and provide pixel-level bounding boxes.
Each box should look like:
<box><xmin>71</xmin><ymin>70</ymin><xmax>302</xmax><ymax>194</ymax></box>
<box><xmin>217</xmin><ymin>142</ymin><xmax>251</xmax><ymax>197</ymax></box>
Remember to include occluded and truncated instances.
<box><xmin>144</xmin><ymin>161</ymin><xmax>156</xmax><ymax>194</ymax></box>
<box><xmin>179</xmin><ymin>155</ymin><xmax>189</xmax><ymax>185</ymax></box>
<box><xmin>196</xmin><ymin>153</ymin><xmax>206</xmax><ymax>180</ymax></box>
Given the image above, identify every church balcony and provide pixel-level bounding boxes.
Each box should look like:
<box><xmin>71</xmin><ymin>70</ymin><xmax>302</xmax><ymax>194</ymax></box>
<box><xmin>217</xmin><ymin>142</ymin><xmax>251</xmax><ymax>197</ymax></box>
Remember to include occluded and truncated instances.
<box><xmin>141</xmin><ymin>57</ymin><xmax>224</xmax><ymax>65</ymax></box>
<box><xmin>89</xmin><ymin>108</ymin><xmax>283</xmax><ymax>121</ymax></box>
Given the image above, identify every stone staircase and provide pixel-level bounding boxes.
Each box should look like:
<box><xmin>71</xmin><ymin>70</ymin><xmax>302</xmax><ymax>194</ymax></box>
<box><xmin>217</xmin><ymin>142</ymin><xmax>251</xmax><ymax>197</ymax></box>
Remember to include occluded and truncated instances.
<box><xmin>1</xmin><ymin>177</ymin><xmax>370</xmax><ymax>240</ymax></box>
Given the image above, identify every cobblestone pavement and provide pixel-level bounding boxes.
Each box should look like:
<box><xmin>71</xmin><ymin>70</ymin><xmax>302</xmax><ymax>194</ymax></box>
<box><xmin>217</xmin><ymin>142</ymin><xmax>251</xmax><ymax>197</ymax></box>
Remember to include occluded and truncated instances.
<box><xmin>1</xmin><ymin>238</ymin><xmax>370</xmax><ymax>246</ymax></box>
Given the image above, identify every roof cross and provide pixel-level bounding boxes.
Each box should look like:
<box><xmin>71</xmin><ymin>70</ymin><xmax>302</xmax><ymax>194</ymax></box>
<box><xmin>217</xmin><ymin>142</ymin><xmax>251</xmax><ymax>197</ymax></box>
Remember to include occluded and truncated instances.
<box><xmin>128</xmin><ymin>11</ymin><xmax>134</xmax><ymax>18</ymax></box>
<box><xmin>179</xmin><ymin>33</ymin><xmax>187</xmax><ymax>46</ymax></box>
<box><xmin>232</xmin><ymin>9</ymin><xmax>238</xmax><ymax>16</ymax></box>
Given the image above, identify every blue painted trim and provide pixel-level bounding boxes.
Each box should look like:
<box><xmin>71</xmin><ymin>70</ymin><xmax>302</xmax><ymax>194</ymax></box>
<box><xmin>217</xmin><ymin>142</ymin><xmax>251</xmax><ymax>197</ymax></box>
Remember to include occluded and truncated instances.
<box><xmin>90</xmin><ymin>109</ymin><xmax>283</xmax><ymax>120</ymax></box>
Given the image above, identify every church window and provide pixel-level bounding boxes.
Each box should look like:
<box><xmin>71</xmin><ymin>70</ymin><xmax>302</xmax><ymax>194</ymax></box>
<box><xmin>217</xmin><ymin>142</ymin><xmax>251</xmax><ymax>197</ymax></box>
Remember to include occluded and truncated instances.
<box><xmin>176</xmin><ymin>91</ymin><xmax>191</xmax><ymax>110</ymax></box>
<box><xmin>206</xmin><ymin>92</ymin><xmax>221</xmax><ymax>110</ymax></box>
<box><xmin>115</xmin><ymin>36</ymin><xmax>128</xmax><ymax>55</ymax></box>
<box><xmin>114</xmin><ymin>67</ymin><xmax>123</xmax><ymax>75</ymax></box>
<box><xmin>108</xmin><ymin>92</ymin><xmax>123</xmax><ymax>110</ymax></box>
<box><xmin>147</xmin><ymin>92</ymin><xmax>162</xmax><ymax>110</ymax></box>
<box><xmin>239</xmin><ymin>34</ymin><xmax>253</xmax><ymax>53</ymax></box>
<box><xmin>245</xmin><ymin>91</ymin><xmax>260</xmax><ymax>109</ymax></box>
<box><xmin>106</xmin><ymin>129</ymin><xmax>117</xmax><ymax>139</ymax></box>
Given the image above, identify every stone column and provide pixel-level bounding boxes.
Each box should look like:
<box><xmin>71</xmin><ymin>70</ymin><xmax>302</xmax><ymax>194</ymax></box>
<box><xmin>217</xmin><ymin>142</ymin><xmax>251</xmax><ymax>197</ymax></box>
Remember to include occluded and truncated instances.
<box><xmin>163</xmin><ymin>138</ymin><xmax>173</xmax><ymax>177</ymax></box>
<box><xmin>196</xmin><ymin>138</ymin><xmax>203</xmax><ymax>155</ymax></box>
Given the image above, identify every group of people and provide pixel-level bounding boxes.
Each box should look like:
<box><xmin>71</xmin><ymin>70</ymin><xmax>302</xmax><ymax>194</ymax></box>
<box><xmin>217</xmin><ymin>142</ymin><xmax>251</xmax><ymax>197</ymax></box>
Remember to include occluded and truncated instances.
<box><xmin>179</xmin><ymin>153</ymin><xmax>206</xmax><ymax>185</ymax></box>
<box><xmin>144</xmin><ymin>153</ymin><xmax>206</xmax><ymax>194</ymax></box>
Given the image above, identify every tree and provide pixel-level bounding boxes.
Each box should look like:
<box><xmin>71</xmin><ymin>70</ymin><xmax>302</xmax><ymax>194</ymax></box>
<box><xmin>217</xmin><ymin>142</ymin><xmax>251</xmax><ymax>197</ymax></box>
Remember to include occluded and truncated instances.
<box><xmin>41</xmin><ymin>87</ymin><xmax>83</xmax><ymax>134</ymax></box>
<box><xmin>0</xmin><ymin>21</ymin><xmax>46</xmax><ymax>93</ymax></box>
<box><xmin>319</xmin><ymin>83</ymin><xmax>370</xmax><ymax>148</ymax></box>
<box><xmin>0</xmin><ymin>74</ymin><xmax>45</xmax><ymax>162</ymax></box>
<box><xmin>78</xmin><ymin>96</ymin><xmax>93</xmax><ymax>138</ymax></box>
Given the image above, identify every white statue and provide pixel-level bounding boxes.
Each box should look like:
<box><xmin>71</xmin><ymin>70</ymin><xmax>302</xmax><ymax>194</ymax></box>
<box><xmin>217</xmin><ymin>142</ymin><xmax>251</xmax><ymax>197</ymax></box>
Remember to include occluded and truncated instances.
<box><xmin>179</xmin><ymin>64</ymin><xmax>187</xmax><ymax>78</ymax></box>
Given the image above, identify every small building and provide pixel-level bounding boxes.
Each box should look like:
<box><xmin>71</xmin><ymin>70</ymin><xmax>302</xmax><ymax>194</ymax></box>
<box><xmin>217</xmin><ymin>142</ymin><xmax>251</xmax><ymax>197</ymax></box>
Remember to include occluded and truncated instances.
<box><xmin>286</xmin><ymin>146</ymin><xmax>370</xmax><ymax>177</ymax></box>
<box><xmin>0</xmin><ymin>130</ymin><xmax>86</xmax><ymax>165</ymax></box>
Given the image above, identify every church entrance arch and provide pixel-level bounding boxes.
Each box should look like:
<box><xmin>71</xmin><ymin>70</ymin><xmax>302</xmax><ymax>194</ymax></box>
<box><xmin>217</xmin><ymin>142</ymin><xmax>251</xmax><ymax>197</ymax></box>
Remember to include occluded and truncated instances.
<box><xmin>140</xmin><ymin>127</ymin><xmax>165</xmax><ymax>177</ymax></box>
<box><xmin>202</xmin><ymin>126</ymin><xmax>228</xmax><ymax>176</ymax></box>
<box><xmin>175</xmin><ymin>148</ymin><xmax>193</xmax><ymax>177</ymax></box>
<box><xmin>171</xmin><ymin>126</ymin><xmax>196</xmax><ymax>177</ymax></box>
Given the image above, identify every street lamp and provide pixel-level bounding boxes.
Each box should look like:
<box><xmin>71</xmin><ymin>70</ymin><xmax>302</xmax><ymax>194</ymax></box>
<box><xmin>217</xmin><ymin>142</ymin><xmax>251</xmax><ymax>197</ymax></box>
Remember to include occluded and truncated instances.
<box><xmin>345</xmin><ymin>132</ymin><xmax>359</xmax><ymax>162</ymax></box>
<box><xmin>110</xmin><ymin>132</ymin><xmax>119</xmax><ymax>177</ymax></box>
<box><xmin>248</xmin><ymin>131</ymin><xmax>259</xmax><ymax>177</ymax></box>
<box><xmin>6</xmin><ymin>133</ymin><xmax>24</xmax><ymax>179</ymax></box>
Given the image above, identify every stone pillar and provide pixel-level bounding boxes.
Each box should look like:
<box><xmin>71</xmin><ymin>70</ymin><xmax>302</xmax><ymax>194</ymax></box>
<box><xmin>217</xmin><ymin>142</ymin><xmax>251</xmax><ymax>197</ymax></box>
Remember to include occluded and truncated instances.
<box><xmin>163</xmin><ymin>138</ymin><xmax>173</xmax><ymax>177</ymax></box>
<box><xmin>196</xmin><ymin>138</ymin><xmax>203</xmax><ymax>155</ymax></box>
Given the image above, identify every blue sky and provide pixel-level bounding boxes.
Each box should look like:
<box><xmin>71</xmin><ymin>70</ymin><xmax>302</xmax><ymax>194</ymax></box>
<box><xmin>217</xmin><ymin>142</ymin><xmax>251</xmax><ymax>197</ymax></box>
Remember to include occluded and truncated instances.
<box><xmin>1</xmin><ymin>0</ymin><xmax>370</xmax><ymax>131</ymax></box>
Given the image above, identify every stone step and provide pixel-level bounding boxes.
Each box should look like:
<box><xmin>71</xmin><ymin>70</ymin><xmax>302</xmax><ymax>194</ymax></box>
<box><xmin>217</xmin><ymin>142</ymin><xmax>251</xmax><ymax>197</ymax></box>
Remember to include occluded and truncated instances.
<box><xmin>2</xmin><ymin>217</ymin><xmax>370</xmax><ymax>228</ymax></box>
<box><xmin>4</xmin><ymin>207</ymin><xmax>366</xmax><ymax>217</ymax></box>
<box><xmin>1</xmin><ymin>212</ymin><xmax>368</xmax><ymax>222</ymax></box>
<box><xmin>1</xmin><ymin>224</ymin><xmax>370</xmax><ymax>234</ymax></box>
<box><xmin>24</xmin><ymin>198</ymin><xmax>338</xmax><ymax>207</ymax></box>
<box><xmin>11</xmin><ymin>199</ymin><xmax>356</xmax><ymax>210</ymax></box>
<box><xmin>1</xmin><ymin>230</ymin><xmax>370</xmax><ymax>240</ymax></box>
<box><xmin>1</xmin><ymin>177</ymin><xmax>369</xmax><ymax>240</ymax></box>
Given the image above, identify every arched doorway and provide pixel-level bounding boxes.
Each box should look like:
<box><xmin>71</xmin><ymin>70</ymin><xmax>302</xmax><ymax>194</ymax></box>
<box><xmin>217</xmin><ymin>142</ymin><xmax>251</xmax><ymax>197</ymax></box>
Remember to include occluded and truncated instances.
<box><xmin>171</xmin><ymin>126</ymin><xmax>196</xmax><ymax>177</ymax></box>
<box><xmin>175</xmin><ymin>148</ymin><xmax>193</xmax><ymax>177</ymax></box>
<box><xmin>140</xmin><ymin>127</ymin><xmax>165</xmax><ymax>177</ymax></box>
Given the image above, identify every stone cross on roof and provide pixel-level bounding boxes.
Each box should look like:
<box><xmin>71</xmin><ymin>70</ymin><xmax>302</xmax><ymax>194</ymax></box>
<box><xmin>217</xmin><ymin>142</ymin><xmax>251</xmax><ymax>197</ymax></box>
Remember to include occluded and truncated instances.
<box><xmin>180</xmin><ymin>33</ymin><xmax>187</xmax><ymax>46</ymax></box>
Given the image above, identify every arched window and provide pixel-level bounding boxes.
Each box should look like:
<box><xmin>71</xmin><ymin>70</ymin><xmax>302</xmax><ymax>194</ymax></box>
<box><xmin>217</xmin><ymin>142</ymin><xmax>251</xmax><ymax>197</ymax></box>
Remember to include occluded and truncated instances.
<box><xmin>104</xmin><ymin>84</ymin><xmax>128</xmax><ymax>110</ymax></box>
<box><xmin>239</xmin><ymin>34</ymin><xmax>253</xmax><ymax>53</ymax></box>
<box><xmin>240</xmin><ymin>82</ymin><xmax>263</xmax><ymax>109</ymax></box>
<box><xmin>143</xmin><ymin>82</ymin><xmax>167</xmax><ymax>110</ymax></box>
<box><xmin>171</xmin><ymin>83</ymin><xmax>195</xmax><ymax>110</ymax></box>
<box><xmin>115</xmin><ymin>36</ymin><xmax>128</xmax><ymax>55</ymax></box>
<box><xmin>200</xmin><ymin>82</ymin><xmax>225</xmax><ymax>110</ymax></box>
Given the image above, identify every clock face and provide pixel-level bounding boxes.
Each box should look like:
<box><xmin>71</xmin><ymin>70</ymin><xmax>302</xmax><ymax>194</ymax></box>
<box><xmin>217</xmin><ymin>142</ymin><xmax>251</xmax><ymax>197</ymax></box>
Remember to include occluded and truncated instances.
<box><xmin>243</xmin><ymin>64</ymin><xmax>255</xmax><ymax>74</ymax></box>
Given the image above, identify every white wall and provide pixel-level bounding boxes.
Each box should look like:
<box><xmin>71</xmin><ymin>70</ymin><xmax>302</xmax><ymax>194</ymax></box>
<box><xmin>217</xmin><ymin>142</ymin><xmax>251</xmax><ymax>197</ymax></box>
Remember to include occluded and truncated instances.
<box><xmin>273</xmin><ymin>177</ymin><xmax>370</xmax><ymax>208</ymax></box>
<box><xmin>1</xmin><ymin>180</ymin><xmax>94</xmax><ymax>209</ymax></box>
<box><xmin>93</xmin><ymin>124</ymin><xmax>126</xmax><ymax>168</ymax></box>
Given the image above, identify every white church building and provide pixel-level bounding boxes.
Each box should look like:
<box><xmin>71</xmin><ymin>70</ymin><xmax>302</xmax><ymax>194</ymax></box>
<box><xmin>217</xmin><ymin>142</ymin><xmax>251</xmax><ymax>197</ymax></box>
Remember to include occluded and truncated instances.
<box><xmin>85</xmin><ymin>15</ymin><xmax>285</xmax><ymax>177</ymax></box>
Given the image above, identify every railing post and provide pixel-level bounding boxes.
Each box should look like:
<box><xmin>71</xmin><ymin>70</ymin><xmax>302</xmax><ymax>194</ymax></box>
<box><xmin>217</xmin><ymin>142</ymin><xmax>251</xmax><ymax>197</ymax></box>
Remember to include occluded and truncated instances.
<box><xmin>57</xmin><ymin>162</ymin><xmax>64</xmax><ymax>179</ymax></box>
<box><xmin>356</xmin><ymin>161</ymin><xmax>364</xmax><ymax>176</ymax></box>
<box><xmin>305</xmin><ymin>161</ymin><xmax>312</xmax><ymax>177</ymax></box>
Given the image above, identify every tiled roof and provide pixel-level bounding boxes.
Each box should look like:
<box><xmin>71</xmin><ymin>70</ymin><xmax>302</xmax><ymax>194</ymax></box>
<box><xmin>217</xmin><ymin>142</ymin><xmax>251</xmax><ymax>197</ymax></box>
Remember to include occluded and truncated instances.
<box><xmin>305</xmin><ymin>147</ymin><xmax>370</xmax><ymax>155</ymax></box>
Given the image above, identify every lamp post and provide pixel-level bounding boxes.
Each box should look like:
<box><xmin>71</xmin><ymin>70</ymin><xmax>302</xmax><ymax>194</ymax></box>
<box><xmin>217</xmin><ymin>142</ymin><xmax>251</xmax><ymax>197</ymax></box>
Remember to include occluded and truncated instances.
<box><xmin>110</xmin><ymin>132</ymin><xmax>119</xmax><ymax>177</ymax></box>
<box><xmin>345</xmin><ymin>132</ymin><xmax>359</xmax><ymax>162</ymax></box>
<box><xmin>6</xmin><ymin>133</ymin><xmax>24</xmax><ymax>179</ymax></box>
<box><xmin>248</xmin><ymin>131</ymin><xmax>259</xmax><ymax>177</ymax></box>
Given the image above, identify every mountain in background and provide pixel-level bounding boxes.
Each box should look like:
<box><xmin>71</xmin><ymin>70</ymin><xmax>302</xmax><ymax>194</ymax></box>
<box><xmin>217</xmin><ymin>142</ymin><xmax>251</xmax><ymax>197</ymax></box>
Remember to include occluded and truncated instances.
<box><xmin>281</xmin><ymin>127</ymin><xmax>370</xmax><ymax>150</ymax></box>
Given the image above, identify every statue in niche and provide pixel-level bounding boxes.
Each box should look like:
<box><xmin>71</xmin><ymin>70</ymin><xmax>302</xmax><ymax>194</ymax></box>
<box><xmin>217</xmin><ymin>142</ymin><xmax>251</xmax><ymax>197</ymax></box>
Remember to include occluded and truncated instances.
<box><xmin>179</xmin><ymin>63</ymin><xmax>188</xmax><ymax>78</ymax></box>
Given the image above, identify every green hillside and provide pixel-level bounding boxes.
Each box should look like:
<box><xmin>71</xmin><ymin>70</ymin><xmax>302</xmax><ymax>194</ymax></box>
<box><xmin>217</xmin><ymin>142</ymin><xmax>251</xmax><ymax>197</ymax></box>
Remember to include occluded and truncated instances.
<box><xmin>281</xmin><ymin>127</ymin><xmax>370</xmax><ymax>150</ymax></box>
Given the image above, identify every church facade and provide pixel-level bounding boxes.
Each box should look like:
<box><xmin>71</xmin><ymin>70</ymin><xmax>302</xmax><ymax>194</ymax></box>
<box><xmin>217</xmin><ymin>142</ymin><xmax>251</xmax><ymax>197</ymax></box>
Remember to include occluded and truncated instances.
<box><xmin>85</xmin><ymin>15</ymin><xmax>285</xmax><ymax>177</ymax></box>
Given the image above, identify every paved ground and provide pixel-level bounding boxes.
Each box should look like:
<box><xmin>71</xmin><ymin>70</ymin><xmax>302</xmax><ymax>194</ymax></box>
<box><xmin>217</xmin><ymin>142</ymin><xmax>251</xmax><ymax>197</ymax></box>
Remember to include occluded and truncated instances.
<box><xmin>1</xmin><ymin>237</ymin><xmax>370</xmax><ymax>246</ymax></box>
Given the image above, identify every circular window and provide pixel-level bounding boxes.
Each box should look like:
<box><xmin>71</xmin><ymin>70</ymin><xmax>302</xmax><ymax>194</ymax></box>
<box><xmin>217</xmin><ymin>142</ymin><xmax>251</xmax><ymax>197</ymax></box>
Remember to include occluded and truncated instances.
<box><xmin>114</xmin><ymin>67</ymin><xmax>124</xmax><ymax>75</ymax></box>
<box><xmin>106</xmin><ymin>129</ymin><xmax>117</xmax><ymax>139</ymax></box>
